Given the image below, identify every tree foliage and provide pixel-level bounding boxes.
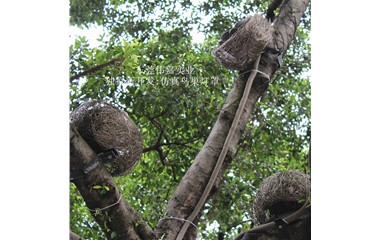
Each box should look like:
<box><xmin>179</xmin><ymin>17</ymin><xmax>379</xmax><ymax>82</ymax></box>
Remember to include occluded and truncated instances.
<box><xmin>69</xmin><ymin>0</ymin><xmax>311</xmax><ymax>239</ymax></box>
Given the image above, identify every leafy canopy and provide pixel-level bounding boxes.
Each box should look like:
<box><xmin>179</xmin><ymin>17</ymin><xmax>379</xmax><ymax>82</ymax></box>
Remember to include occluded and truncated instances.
<box><xmin>69</xmin><ymin>0</ymin><xmax>310</xmax><ymax>238</ymax></box>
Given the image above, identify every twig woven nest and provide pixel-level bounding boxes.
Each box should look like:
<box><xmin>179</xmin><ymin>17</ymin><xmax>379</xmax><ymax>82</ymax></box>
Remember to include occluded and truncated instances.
<box><xmin>70</xmin><ymin>100</ymin><xmax>143</xmax><ymax>176</ymax></box>
<box><xmin>211</xmin><ymin>14</ymin><xmax>272</xmax><ymax>71</ymax></box>
<box><xmin>253</xmin><ymin>170</ymin><xmax>311</xmax><ymax>225</ymax></box>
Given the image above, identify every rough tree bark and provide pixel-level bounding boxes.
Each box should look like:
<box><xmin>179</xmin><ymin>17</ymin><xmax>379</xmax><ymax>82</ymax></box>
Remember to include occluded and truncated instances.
<box><xmin>70</xmin><ymin>0</ymin><xmax>310</xmax><ymax>239</ymax></box>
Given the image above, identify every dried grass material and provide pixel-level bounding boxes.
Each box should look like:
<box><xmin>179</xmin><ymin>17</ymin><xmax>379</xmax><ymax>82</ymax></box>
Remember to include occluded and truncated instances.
<box><xmin>253</xmin><ymin>170</ymin><xmax>311</xmax><ymax>225</ymax></box>
<box><xmin>70</xmin><ymin>100</ymin><xmax>143</xmax><ymax>176</ymax></box>
<box><xmin>211</xmin><ymin>14</ymin><xmax>272</xmax><ymax>71</ymax></box>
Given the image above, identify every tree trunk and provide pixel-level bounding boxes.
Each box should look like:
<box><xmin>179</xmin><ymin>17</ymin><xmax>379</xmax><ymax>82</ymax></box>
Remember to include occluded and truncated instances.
<box><xmin>155</xmin><ymin>0</ymin><xmax>310</xmax><ymax>239</ymax></box>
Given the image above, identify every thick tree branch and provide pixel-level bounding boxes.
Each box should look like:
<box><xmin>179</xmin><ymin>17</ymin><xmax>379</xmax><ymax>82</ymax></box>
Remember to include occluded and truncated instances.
<box><xmin>70</xmin><ymin>58</ymin><xmax>125</xmax><ymax>82</ymax></box>
<box><xmin>154</xmin><ymin>0</ymin><xmax>310</xmax><ymax>239</ymax></box>
<box><xmin>70</xmin><ymin>123</ymin><xmax>157</xmax><ymax>240</ymax></box>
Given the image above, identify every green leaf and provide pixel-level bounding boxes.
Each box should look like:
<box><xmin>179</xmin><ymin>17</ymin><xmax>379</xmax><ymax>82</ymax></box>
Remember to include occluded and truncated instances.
<box><xmin>87</xmin><ymin>78</ymin><xmax>97</xmax><ymax>86</ymax></box>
